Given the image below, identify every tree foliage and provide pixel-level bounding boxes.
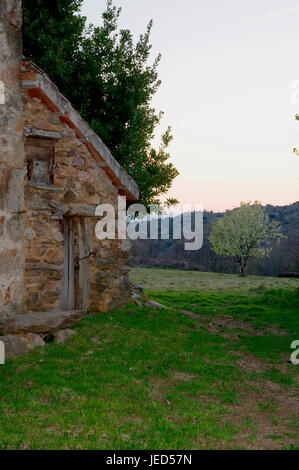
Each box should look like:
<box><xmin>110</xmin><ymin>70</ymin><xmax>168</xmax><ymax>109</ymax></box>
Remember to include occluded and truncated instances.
<box><xmin>23</xmin><ymin>0</ymin><xmax>85</xmax><ymax>86</ymax></box>
<box><xmin>23</xmin><ymin>0</ymin><xmax>179</xmax><ymax>208</ymax></box>
<box><xmin>209</xmin><ymin>202</ymin><xmax>285</xmax><ymax>275</ymax></box>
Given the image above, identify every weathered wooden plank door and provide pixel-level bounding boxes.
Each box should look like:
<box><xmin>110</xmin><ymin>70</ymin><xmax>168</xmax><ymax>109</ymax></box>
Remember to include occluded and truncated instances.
<box><xmin>76</xmin><ymin>217</ymin><xmax>91</xmax><ymax>311</ymax></box>
<box><xmin>62</xmin><ymin>217</ymin><xmax>90</xmax><ymax>311</ymax></box>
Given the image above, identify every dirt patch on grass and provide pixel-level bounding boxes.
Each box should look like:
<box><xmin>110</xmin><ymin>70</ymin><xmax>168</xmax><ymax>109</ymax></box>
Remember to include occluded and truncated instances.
<box><xmin>228</xmin><ymin>351</ymin><xmax>269</xmax><ymax>373</ymax></box>
<box><xmin>223</xmin><ymin>381</ymin><xmax>299</xmax><ymax>449</ymax></box>
<box><xmin>150</xmin><ymin>369</ymin><xmax>298</xmax><ymax>449</ymax></box>
<box><xmin>215</xmin><ymin>316</ymin><xmax>288</xmax><ymax>336</ymax></box>
<box><xmin>266</xmin><ymin>325</ymin><xmax>289</xmax><ymax>336</ymax></box>
<box><xmin>181</xmin><ymin>310</ymin><xmax>202</xmax><ymax>320</ymax></box>
<box><xmin>229</xmin><ymin>349</ymin><xmax>294</xmax><ymax>375</ymax></box>
<box><xmin>192</xmin><ymin>376</ymin><xmax>299</xmax><ymax>450</ymax></box>
<box><xmin>212</xmin><ymin>348</ymin><xmax>299</xmax><ymax>449</ymax></box>
<box><xmin>181</xmin><ymin>310</ymin><xmax>289</xmax><ymax>337</ymax></box>
<box><xmin>148</xmin><ymin>377</ymin><xmax>176</xmax><ymax>403</ymax></box>
<box><xmin>171</xmin><ymin>370</ymin><xmax>196</xmax><ymax>382</ymax></box>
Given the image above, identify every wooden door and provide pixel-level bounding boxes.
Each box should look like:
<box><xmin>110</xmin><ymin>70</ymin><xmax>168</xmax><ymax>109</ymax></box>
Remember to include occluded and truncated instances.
<box><xmin>62</xmin><ymin>217</ymin><xmax>90</xmax><ymax>311</ymax></box>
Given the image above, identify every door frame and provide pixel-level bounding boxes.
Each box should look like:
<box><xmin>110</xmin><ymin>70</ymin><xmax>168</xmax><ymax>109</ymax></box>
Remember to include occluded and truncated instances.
<box><xmin>61</xmin><ymin>216</ymin><xmax>90</xmax><ymax>311</ymax></box>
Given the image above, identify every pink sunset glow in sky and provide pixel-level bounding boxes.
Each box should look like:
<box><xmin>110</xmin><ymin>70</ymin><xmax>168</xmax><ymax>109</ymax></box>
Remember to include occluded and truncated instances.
<box><xmin>81</xmin><ymin>0</ymin><xmax>299</xmax><ymax>211</ymax></box>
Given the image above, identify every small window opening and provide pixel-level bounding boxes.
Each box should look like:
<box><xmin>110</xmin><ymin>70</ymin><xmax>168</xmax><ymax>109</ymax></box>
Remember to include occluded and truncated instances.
<box><xmin>25</xmin><ymin>138</ymin><xmax>55</xmax><ymax>185</ymax></box>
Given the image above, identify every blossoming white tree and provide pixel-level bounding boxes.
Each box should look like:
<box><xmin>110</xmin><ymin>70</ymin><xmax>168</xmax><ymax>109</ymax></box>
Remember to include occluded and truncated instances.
<box><xmin>209</xmin><ymin>202</ymin><xmax>285</xmax><ymax>276</ymax></box>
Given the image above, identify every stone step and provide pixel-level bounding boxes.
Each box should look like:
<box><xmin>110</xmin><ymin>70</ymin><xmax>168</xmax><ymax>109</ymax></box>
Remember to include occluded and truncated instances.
<box><xmin>0</xmin><ymin>310</ymin><xmax>85</xmax><ymax>335</ymax></box>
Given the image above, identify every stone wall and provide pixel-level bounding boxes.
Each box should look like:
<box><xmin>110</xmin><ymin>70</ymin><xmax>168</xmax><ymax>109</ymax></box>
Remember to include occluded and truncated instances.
<box><xmin>23</xmin><ymin>88</ymin><xmax>131</xmax><ymax>313</ymax></box>
<box><xmin>0</xmin><ymin>0</ymin><xmax>25</xmax><ymax>317</ymax></box>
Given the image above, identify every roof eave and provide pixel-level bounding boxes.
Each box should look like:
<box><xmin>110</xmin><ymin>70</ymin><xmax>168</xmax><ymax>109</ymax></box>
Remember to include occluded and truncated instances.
<box><xmin>22</xmin><ymin>61</ymin><xmax>139</xmax><ymax>202</ymax></box>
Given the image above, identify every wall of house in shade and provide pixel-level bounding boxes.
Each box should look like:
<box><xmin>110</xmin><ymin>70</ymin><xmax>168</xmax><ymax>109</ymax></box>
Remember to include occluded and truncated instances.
<box><xmin>22</xmin><ymin>86</ymin><xmax>132</xmax><ymax>314</ymax></box>
<box><xmin>0</xmin><ymin>2</ymin><xmax>137</xmax><ymax>319</ymax></box>
<box><xmin>0</xmin><ymin>0</ymin><xmax>25</xmax><ymax>317</ymax></box>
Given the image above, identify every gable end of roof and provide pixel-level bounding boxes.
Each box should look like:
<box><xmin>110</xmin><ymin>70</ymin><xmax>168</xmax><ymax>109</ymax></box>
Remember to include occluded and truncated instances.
<box><xmin>22</xmin><ymin>60</ymin><xmax>139</xmax><ymax>201</ymax></box>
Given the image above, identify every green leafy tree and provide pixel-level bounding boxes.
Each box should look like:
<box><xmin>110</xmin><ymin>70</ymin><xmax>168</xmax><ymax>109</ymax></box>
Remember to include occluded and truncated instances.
<box><xmin>23</xmin><ymin>0</ymin><xmax>179</xmax><ymax>208</ymax></box>
<box><xmin>23</xmin><ymin>0</ymin><xmax>85</xmax><ymax>87</ymax></box>
<box><xmin>209</xmin><ymin>202</ymin><xmax>285</xmax><ymax>276</ymax></box>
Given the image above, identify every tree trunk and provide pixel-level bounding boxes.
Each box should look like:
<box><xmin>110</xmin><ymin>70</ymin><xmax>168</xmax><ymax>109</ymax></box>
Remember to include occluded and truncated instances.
<box><xmin>239</xmin><ymin>265</ymin><xmax>247</xmax><ymax>276</ymax></box>
<box><xmin>238</xmin><ymin>258</ymin><xmax>248</xmax><ymax>277</ymax></box>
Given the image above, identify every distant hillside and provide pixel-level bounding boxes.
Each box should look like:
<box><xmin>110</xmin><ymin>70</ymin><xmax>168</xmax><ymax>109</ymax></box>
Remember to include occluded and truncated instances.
<box><xmin>130</xmin><ymin>202</ymin><xmax>299</xmax><ymax>276</ymax></box>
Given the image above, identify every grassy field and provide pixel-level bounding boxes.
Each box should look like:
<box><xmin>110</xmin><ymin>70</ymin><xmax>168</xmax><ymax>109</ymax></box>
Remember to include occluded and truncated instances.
<box><xmin>0</xmin><ymin>269</ymin><xmax>298</xmax><ymax>450</ymax></box>
<box><xmin>130</xmin><ymin>267</ymin><xmax>299</xmax><ymax>292</ymax></box>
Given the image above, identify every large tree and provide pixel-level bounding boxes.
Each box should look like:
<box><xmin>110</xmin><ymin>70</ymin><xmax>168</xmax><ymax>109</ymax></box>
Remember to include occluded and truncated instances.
<box><xmin>23</xmin><ymin>0</ymin><xmax>178</xmax><ymax>208</ymax></box>
<box><xmin>23</xmin><ymin>0</ymin><xmax>85</xmax><ymax>87</ymax></box>
<box><xmin>209</xmin><ymin>202</ymin><xmax>284</xmax><ymax>276</ymax></box>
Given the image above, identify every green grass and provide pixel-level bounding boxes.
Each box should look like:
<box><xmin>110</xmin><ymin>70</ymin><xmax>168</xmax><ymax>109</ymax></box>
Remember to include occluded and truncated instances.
<box><xmin>130</xmin><ymin>267</ymin><xmax>299</xmax><ymax>293</ymax></box>
<box><xmin>0</xmin><ymin>269</ymin><xmax>298</xmax><ymax>449</ymax></box>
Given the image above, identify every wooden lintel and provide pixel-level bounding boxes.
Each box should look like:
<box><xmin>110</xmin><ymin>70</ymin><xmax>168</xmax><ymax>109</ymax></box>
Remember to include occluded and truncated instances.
<box><xmin>24</xmin><ymin>127</ymin><xmax>65</xmax><ymax>139</ymax></box>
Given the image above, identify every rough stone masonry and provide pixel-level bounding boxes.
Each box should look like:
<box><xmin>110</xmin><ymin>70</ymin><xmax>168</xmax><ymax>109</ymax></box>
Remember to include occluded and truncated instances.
<box><xmin>0</xmin><ymin>1</ymin><xmax>139</xmax><ymax>326</ymax></box>
<box><xmin>0</xmin><ymin>0</ymin><xmax>25</xmax><ymax>317</ymax></box>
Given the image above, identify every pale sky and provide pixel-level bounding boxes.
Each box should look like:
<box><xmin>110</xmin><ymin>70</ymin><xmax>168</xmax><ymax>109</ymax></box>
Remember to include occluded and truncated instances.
<box><xmin>81</xmin><ymin>0</ymin><xmax>299</xmax><ymax>211</ymax></box>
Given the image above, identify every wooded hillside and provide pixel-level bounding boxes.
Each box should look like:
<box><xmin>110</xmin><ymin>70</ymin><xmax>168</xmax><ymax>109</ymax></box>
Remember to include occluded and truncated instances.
<box><xmin>131</xmin><ymin>202</ymin><xmax>299</xmax><ymax>276</ymax></box>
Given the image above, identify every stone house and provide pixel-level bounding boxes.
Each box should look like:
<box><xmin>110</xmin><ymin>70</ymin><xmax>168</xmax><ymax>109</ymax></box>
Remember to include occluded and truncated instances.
<box><xmin>0</xmin><ymin>1</ymin><xmax>139</xmax><ymax>319</ymax></box>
